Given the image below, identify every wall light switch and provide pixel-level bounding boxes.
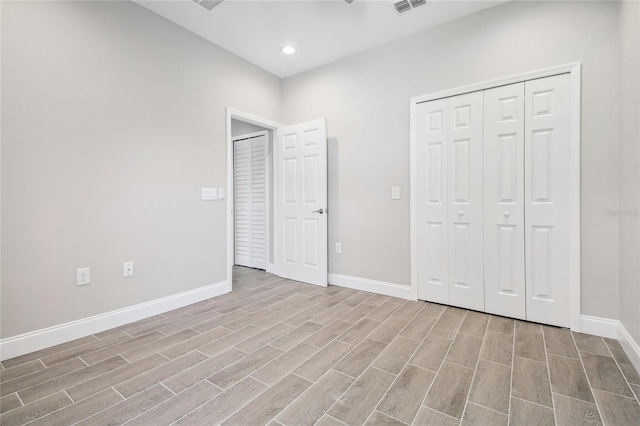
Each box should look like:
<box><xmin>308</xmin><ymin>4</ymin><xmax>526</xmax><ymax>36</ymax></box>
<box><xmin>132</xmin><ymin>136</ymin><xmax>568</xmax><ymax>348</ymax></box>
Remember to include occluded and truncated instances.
<box><xmin>392</xmin><ymin>186</ymin><xmax>400</xmax><ymax>200</ymax></box>
<box><xmin>219</xmin><ymin>188</ymin><xmax>225</xmax><ymax>199</ymax></box>
<box><xmin>202</xmin><ymin>188</ymin><xmax>217</xmax><ymax>200</ymax></box>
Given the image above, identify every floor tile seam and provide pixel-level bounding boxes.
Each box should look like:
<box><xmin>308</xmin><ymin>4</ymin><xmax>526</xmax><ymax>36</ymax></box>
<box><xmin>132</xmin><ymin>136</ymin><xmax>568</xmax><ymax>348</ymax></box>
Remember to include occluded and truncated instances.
<box><xmin>412</xmin><ymin>406</ymin><xmax>460</xmax><ymax>426</ymax></box>
<box><xmin>143</xmin><ymin>379</ymin><xmax>228</xmax><ymax>426</ymax></box>
<box><xmin>324</xmin><ymin>414</ymin><xmax>349</xmax><ymax>426</ymax></box>
<box><xmin>370</xmin><ymin>358</ymin><xmax>423</xmax><ymax>426</ymax></box>
<box><xmin>460</xmin><ymin>309</ymin><xmax>494</xmax><ymax>423</ymax></box>
<box><xmin>236</xmin><ymin>371</ymin><xmax>313</xmax><ymax>426</ymax></box>
<box><xmin>512</xmin><ymin>350</ymin><xmax>548</xmax><ymax>365</ymax></box>
<box><xmin>251</xmin><ymin>343</ymin><xmax>323</xmax><ymax>385</ymax></box>
<box><xmin>603</xmin><ymin>341</ymin><xmax>640</xmax><ymax>399</ymax></box>
<box><xmin>17</xmin><ymin>388</ymin><xmax>100</xmax><ymax>426</ymax></box>
<box><xmin>590</xmin><ymin>386</ymin><xmax>640</xmax><ymax>401</ymax></box>
<box><xmin>416</xmin><ymin>308</ymin><xmax>466</xmax><ymax>416</ymax></box>
<box><xmin>576</xmin><ymin>348</ymin><xmax>614</xmax><ymax>358</ymax></box>
<box><xmin>569</xmin><ymin>330</ymin><xmax>604</xmax><ymax>418</ymax></box>
<box><xmin>540</xmin><ymin>321</ymin><xmax>559</xmax><ymax>425</ymax></box>
<box><xmin>364</xmin><ymin>407</ymin><xmax>410</xmax><ymax>426</ymax></box>
<box><xmin>509</xmin><ymin>394</ymin><xmax>552</xmax><ymax>411</ymax></box>
<box><xmin>467</xmin><ymin>400</ymin><xmax>509</xmax><ymax>417</ymax></box>
<box><xmin>544</xmin><ymin>351</ymin><xmax>580</xmax><ymax>362</ymax></box>
<box><xmin>0</xmin><ymin>361</ymin><xmax>48</xmax><ymax>383</ymax></box>
<box><xmin>67</xmin><ymin>350</ymin><xmax>177</xmax><ymax>401</ymax></box>
<box><xmin>206</xmin><ymin>347</ymin><xmax>283</xmax><ymax>390</ymax></box>
<box><xmin>322</xmin><ymin>363</ymin><xmax>393</xmax><ymax>426</ymax></box>
<box><xmin>12</xmin><ymin>359</ymin><xmax>107</xmax><ymax>405</ymax></box>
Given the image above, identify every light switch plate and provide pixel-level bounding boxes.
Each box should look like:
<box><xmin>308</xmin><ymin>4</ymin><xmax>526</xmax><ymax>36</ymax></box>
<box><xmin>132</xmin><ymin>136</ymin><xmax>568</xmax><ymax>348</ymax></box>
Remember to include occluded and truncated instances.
<box><xmin>219</xmin><ymin>188</ymin><xmax>225</xmax><ymax>199</ymax></box>
<box><xmin>392</xmin><ymin>186</ymin><xmax>400</xmax><ymax>200</ymax></box>
<box><xmin>202</xmin><ymin>188</ymin><xmax>217</xmax><ymax>200</ymax></box>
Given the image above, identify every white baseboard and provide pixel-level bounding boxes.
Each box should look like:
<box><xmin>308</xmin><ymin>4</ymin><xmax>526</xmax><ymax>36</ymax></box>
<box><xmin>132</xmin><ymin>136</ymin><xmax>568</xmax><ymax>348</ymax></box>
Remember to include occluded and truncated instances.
<box><xmin>0</xmin><ymin>281</ymin><xmax>230</xmax><ymax>361</ymax></box>
<box><xmin>328</xmin><ymin>274</ymin><xmax>414</xmax><ymax>300</ymax></box>
<box><xmin>617</xmin><ymin>321</ymin><xmax>640</xmax><ymax>374</ymax></box>
<box><xmin>580</xmin><ymin>315</ymin><xmax>619</xmax><ymax>338</ymax></box>
<box><xmin>266</xmin><ymin>262</ymin><xmax>276</xmax><ymax>274</ymax></box>
<box><xmin>580</xmin><ymin>315</ymin><xmax>640</xmax><ymax>374</ymax></box>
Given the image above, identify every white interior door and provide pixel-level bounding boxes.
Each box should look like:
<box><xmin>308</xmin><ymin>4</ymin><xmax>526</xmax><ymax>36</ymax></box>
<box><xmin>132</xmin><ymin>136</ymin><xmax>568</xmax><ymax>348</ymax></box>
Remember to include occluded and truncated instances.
<box><xmin>447</xmin><ymin>92</ymin><xmax>484</xmax><ymax>311</ymax></box>
<box><xmin>275</xmin><ymin>119</ymin><xmax>328</xmax><ymax>286</ymax></box>
<box><xmin>416</xmin><ymin>98</ymin><xmax>449</xmax><ymax>303</ymax></box>
<box><xmin>234</xmin><ymin>132</ymin><xmax>267</xmax><ymax>270</ymax></box>
<box><xmin>525</xmin><ymin>74</ymin><xmax>571</xmax><ymax>327</ymax></box>
<box><xmin>483</xmin><ymin>83</ymin><xmax>526</xmax><ymax>319</ymax></box>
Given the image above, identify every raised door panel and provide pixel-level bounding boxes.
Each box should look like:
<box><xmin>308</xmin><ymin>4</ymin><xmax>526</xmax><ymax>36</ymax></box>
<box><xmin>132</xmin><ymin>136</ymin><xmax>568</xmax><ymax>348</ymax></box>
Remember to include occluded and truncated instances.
<box><xmin>416</xmin><ymin>99</ymin><xmax>449</xmax><ymax>303</ymax></box>
<box><xmin>525</xmin><ymin>74</ymin><xmax>571</xmax><ymax>327</ymax></box>
<box><xmin>483</xmin><ymin>83</ymin><xmax>526</xmax><ymax>319</ymax></box>
<box><xmin>447</xmin><ymin>92</ymin><xmax>485</xmax><ymax>311</ymax></box>
<box><xmin>276</xmin><ymin>119</ymin><xmax>328</xmax><ymax>286</ymax></box>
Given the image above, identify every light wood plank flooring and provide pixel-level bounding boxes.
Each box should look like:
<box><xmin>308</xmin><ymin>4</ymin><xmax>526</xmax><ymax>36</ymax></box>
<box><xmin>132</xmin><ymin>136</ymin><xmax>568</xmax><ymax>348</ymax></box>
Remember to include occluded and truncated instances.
<box><xmin>1</xmin><ymin>266</ymin><xmax>639</xmax><ymax>425</ymax></box>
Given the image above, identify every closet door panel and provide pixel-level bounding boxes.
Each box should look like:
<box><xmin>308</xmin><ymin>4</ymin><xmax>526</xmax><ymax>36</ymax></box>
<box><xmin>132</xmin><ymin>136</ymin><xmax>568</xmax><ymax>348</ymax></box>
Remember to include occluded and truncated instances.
<box><xmin>234</xmin><ymin>139</ymin><xmax>252</xmax><ymax>267</ymax></box>
<box><xmin>525</xmin><ymin>74</ymin><xmax>571</xmax><ymax>327</ymax></box>
<box><xmin>250</xmin><ymin>137</ymin><xmax>267</xmax><ymax>270</ymax></box>
<box><xmin>447</xmin><ymin>92</ymin><xmax>485</xmax><ymax>311</ymax></box>
<box><xmin>483</xmin><ymin>83</ymin><xmax>526</xmax><ymax>319</ymax></box>
<box><xmin>416</xmin><ymin>99</ymin><xmax>449</xmax><ymax>303</ymax></box>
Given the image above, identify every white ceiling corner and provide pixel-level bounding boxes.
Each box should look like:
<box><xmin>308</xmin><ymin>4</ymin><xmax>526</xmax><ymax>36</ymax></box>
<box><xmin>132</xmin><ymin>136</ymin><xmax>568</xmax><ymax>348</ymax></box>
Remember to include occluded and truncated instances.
<box><xmin>133</xmin><ymin>0</ymin><xmax>509</xmax><ymax>78</ymax></box>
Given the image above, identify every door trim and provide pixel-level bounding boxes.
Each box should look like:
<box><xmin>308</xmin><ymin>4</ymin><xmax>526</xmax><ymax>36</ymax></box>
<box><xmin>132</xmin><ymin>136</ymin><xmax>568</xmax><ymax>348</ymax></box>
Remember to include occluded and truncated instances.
<box><xmin>226</xmin><ymin>108</ymin><xmax>282</xmax><ymax>289</ymax></box>
<box><xmin>409</xmin><ymin>63</ymin><xmax>582</xmax><ymax>331</ymax></box>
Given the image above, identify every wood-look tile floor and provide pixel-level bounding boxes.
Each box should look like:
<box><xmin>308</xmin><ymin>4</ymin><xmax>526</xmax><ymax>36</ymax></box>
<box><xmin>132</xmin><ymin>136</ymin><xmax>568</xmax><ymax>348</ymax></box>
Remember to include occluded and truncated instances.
<box><xmin>2</xmin><ymin>266</ymin><xmax>640</xmax><ymax>426</ymax></box>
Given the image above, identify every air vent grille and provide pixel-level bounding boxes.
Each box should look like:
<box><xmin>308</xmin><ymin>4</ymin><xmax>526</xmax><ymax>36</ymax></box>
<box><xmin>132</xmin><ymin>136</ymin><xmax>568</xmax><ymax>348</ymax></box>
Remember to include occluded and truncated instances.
<box><xmin>394</xmin><ymin>0</ymin><xmax>412</xmax><ymax>14</ymax></box>
<box><xmin>394</xmin><ymin>0</ymin><xmax>429</xmax><ymax>14</ymax></box>
<box><xmin>194</xmin><ymin>0</ymin><xmax>224</xmax><ymax>12</ymax></box>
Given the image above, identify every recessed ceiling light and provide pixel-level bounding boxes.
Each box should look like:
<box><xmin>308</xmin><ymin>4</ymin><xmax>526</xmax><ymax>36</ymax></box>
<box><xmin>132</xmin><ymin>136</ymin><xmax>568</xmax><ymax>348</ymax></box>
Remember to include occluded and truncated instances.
<box><xmin>282</xmin><ymin>45</ymin><xmax>296</xmax><ymax>55</ymax></box>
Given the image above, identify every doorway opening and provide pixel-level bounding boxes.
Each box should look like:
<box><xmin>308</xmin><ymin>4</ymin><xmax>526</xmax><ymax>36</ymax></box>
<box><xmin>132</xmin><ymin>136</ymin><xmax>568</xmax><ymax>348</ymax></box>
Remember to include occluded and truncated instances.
<box><xmin>226</xmin><ymin>109</ymin><xmax>282</xmax><ymax>290</ymax></box>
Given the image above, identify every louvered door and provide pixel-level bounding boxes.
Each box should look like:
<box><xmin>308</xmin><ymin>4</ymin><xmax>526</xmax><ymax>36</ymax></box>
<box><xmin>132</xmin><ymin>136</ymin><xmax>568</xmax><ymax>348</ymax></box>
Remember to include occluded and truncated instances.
<box><xmin>234</xmin><ymin>133</ymin><xmax>267</xmax><ymax>270</ymax></box>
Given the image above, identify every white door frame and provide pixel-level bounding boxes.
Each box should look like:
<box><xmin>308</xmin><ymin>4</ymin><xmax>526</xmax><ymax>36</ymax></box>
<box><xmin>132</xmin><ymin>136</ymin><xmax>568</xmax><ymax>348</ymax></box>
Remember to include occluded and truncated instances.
<box><xmin>409</xmin><ymin>63</ymin><xmax>582</xmax><ymax>331</ymax></box>
<box><xmin>226</xmin><ymin>108</ymin><xmax>282</xmax><ymax>289</ymax></box>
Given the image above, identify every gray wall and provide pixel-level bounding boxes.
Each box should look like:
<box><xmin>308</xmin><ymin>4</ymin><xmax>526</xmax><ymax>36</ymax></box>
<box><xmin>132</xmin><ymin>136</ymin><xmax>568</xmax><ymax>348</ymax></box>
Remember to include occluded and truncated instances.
<box><xmin>0</xmin><ymin>1</ymin><xmax>282</xmax><ymax>338</ymax></box>
<box><xmin>282</xmin><ymin>0</ymin><xmax>621</xmax><ymax>320</ymax></box>
<box><xmin>618</xmin><ymin>0</ymin><xmax>640</xmax><ymax>345</ymax></box>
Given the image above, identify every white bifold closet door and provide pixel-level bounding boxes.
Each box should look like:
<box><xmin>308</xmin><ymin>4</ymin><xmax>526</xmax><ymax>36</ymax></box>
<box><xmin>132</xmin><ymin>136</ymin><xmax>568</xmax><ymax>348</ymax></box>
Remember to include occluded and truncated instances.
<box><xmin>416</xmin><ymin>73</ymin><xmax>572</xmax><ymax>327</ymax></box>
<box><xmin>483</xmin><ymin>82</ymin><xmax>526</xmax><ymax>319</ymax></box>
<box><xmin>234</xmin><ymin>134</ymin><xmax>267</xmax><ymax>270</ymax></box>
<box><xmin>416</xmin><ymin>91</ymin><xmax>484</xmax><ymax>311</ymax></box>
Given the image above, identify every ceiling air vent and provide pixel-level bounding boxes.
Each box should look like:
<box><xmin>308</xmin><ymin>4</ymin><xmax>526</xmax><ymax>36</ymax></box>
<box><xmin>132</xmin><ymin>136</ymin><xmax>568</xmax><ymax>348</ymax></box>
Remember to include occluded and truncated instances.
<box><xmin>394</xmin><ymin>0</ymin><xmax>429</xmax><ymax>15</ymax></box>
<box><xmin>193</xmin><ymin>0</ymin><xmax>224</xmax><ymax>12</ymax></box>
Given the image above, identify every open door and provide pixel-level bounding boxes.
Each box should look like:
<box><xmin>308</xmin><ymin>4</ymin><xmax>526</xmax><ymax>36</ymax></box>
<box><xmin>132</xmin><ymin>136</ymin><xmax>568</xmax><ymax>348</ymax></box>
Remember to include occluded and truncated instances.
<box><xmin>275</xmin><ymin>119</ymin><xmax>328</xmax><ymax>286</ymax></box>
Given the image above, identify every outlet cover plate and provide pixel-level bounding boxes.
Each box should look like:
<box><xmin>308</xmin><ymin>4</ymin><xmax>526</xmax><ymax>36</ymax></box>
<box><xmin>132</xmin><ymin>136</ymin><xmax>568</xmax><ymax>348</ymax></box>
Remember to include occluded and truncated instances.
<box><xmin>123</xmin><ymin>262</ymin><xmax>134</xmax><ymax>277</ymax></box>
<box><xmin>77</xmin><ymin>267</ymin><xmax>90</xmax><ymax>286</ymax></box>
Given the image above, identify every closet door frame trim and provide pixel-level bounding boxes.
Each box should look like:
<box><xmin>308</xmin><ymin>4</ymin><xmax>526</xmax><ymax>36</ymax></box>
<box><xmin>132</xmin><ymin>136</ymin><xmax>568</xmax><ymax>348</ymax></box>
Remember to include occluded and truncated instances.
<box><xmin>409</xmin><ymin>62</ymin><xmax>582</xmax><ymax>331</ymax></box>
<box><xmin>226</xmin><ymin>108</ymin><xmax>282</xmax><ymax>290</ymax></box>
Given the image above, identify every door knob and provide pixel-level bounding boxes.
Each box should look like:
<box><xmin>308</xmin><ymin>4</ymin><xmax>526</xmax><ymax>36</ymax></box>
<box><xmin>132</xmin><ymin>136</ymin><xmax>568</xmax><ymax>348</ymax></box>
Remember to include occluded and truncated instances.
<box><xmin>458</xmin><ymin>211</ymin><xmax>464</xmax><ymax>216</ymax></box>
<box><xmin>504</xmin><ymin>211</ymin><xmax>510</xmax><ymax>217</ymax></box>
<box><xmin>312</xmin><ymin>208</ymin><xmax>324</xmax><ymax>214</ymax></box>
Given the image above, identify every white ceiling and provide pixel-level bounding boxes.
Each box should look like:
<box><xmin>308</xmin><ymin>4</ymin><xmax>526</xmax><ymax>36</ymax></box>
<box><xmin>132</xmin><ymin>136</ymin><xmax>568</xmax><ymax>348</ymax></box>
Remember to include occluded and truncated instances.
<box><xmin>134</xmin><ymin>0</ymin><xmax>508</xmax><ymax>78</ymax></box>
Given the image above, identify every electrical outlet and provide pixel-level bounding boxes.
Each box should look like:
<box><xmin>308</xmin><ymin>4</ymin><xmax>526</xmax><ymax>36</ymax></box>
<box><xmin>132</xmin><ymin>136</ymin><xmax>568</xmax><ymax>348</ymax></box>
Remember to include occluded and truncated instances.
<box><xmin>77</xmin><ymin>267</ymin><xmax>90</xmax><ymax>286</ymax></box>
<box><xmin>123</xmin><ymin>262</ymin><xmax>134</xmax><ymax>277</ymax></box>
<box><xmin>219</xmin><ymin>188</ymin><xmax>225</xmax><ymax>199</ymax></box>
<box><xmin>335</xmin><ymin>243</ymin><xmax>342</xmax><ymax>254</ymax></box>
